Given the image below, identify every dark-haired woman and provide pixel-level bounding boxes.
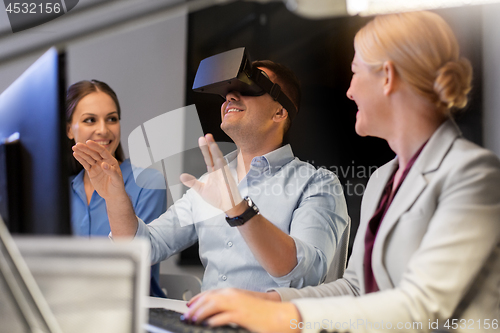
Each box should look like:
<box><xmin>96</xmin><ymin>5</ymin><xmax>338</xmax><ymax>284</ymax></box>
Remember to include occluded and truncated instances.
<box><xmin>66</xmin><ymin>80</ymin><xmax>167</xmax><ymax>297</ymax></box>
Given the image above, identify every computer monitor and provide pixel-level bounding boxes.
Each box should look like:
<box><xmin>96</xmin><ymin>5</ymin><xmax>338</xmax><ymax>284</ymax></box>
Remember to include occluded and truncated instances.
<box><xmin>0</xmin><ymin>47</ymin><xmax>71</xmax><ymax>235</ymax></box>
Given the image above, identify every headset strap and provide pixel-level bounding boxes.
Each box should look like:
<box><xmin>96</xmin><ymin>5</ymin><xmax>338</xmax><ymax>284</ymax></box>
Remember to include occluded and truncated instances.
<box><xmin>249</xmin><ymin>67</ymin><xmax>298</xmax><ymax>122</ymax></box>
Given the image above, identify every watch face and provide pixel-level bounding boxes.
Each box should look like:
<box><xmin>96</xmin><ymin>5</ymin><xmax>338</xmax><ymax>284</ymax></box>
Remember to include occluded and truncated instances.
<box><xmin>244</xmin><ymin>196</ymin><xmax>253</xmax><ymax>206</ymax></box>
<box><xmin>244</xmin><ymin>196</ymin><xmax>258</xmax><ymax>213</ymax></box>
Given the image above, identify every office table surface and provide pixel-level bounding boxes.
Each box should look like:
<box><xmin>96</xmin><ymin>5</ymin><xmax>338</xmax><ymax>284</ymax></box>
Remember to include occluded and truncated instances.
<box><xmin>146</xmin><ymin>296</ymin><xmax>189</xmax><ymax>313</ymax></box>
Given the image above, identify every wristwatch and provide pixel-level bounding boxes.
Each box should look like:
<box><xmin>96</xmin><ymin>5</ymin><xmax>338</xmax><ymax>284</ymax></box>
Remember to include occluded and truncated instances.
<box><xmin>225</xmin><ymin>196</ymin><xmax>259</xmax><ymax>227</ymax></box>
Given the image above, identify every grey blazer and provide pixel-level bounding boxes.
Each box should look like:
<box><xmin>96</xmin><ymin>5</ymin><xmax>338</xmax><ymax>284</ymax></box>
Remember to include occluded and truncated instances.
<box><xmin>277</xmin><ymin>120</ymin><xmax>500</xmax><ymax>333</ymax></box>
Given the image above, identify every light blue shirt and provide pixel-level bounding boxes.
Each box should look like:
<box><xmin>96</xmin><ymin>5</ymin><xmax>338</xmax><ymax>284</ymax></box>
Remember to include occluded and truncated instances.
<box><xmin>136</xmin><ymin>144</ymin><xmax>349</xmax><ymax>292</ymax></box>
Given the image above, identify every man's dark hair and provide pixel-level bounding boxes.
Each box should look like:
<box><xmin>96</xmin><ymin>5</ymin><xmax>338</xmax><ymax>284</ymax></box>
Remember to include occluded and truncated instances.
<box><xmin>252</xmin><ymin>60</ymin><xmax>301</xmax><ymax>134</ymax></box>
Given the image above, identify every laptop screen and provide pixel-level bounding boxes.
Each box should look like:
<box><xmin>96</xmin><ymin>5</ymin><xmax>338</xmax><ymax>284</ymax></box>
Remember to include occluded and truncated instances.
<box><xmin>1</xmin><ymin>237</ymin><xmax>150</xmax><ymax>333</ymax></box>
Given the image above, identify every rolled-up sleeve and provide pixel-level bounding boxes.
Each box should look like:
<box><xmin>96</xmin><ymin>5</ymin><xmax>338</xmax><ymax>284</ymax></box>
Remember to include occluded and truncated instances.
<box><xmin>270</xmin><ymin>169</ymin><xmax>349</xmax><ymax>288</ymax></box>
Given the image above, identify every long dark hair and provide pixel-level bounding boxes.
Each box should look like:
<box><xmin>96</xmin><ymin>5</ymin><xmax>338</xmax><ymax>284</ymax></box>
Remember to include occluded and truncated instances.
<box><xmin>66</xmin><ymin>80</ymin><xmax>125</xmax><ymax>175</ymax></box>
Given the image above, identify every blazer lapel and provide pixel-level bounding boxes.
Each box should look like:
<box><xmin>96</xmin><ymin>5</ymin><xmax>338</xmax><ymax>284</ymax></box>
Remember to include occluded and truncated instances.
<box><xmin>360</xmin><ymin>160</ymin><xmax>398</xmax><ymax>224</ymax></box>
<box><xmin>371</xmin><ymin>119</ymin><xmax>462</xmax><ymax>289</ymax></box>
<box><xmin>354</xmin><ymin>159</ymin><xmax>398</xmax><ymax>294</ymax></box>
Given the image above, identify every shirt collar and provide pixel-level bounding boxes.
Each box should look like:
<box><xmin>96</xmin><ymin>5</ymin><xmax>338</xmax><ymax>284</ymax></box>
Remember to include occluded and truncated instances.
<box><xmin>70</xmin><ymin>169</ymin><xmax>84</xmax><ymax>188</ymax></box>
<box><xmin>225</xmin><ymin>144</ymin><xmax>295</xmax><ymax>173</ymax></box>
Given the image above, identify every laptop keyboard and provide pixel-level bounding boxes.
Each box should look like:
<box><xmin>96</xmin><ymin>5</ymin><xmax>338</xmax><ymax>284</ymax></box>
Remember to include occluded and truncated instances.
<box><xmin>147</xmin><ymin>308</ymin><xmax>251</xmax><ymax>333</ymax></box>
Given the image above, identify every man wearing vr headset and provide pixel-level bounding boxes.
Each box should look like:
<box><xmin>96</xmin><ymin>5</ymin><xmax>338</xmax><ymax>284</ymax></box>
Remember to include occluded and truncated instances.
<box><xmin>72</xmin><ymin>51</ymin><xmax>349</xmax><ymax>292</ymax></box>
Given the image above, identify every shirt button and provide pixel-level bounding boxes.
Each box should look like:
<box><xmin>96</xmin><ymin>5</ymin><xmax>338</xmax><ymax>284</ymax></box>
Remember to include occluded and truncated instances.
<box><xmin>222</xmin><ymin>275</ymin><xmax>227</xmax><ymax>281</ymax></box>
<box><xmin>227</xmin><ymin>241</ymin><xmax>233</xmax><ymax>247</ymax></box>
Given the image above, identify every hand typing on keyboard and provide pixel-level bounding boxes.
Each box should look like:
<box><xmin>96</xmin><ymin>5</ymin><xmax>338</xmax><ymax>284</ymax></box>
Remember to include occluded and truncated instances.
<box><xmin>148</xmin><ymin>307</ymin><xmax>249</xmax><ymax>333</ymax></box>
<box><xmin>183</xmin><ymin>288</ymin><xmax>301</xmax><ymax>333</ymax></box>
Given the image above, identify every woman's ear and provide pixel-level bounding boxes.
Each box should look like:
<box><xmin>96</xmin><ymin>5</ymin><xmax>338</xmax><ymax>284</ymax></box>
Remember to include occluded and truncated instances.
<box><xmin>383</xmin><ymin>60</ymin><xmax>397</xmax><ymax>96</ymax></box>
<box><xmin>67</xmin><ymin>123</ymin><xmax>74</xmax><ymax>140</ymax></box>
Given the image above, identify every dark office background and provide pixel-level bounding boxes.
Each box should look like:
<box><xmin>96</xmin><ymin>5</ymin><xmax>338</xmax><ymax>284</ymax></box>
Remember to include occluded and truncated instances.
<box><xmin>180</xmin><ymin>2</ymin><xmax>484</xmax><ymax>264</ymax></box>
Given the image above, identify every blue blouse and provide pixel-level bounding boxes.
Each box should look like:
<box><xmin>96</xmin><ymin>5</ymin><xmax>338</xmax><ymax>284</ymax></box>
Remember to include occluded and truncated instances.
<box><xmin>69</xmin><ymin>158</ymin><xmax>167</xmax><ymax>296</ymax></box>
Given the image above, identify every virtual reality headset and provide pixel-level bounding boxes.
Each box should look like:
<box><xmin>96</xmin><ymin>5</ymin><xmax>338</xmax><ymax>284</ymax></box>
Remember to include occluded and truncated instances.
<box><xmin>192</xmin><ymin>47</ymin><xmax>297</xmax><ymax>121</ymax></box>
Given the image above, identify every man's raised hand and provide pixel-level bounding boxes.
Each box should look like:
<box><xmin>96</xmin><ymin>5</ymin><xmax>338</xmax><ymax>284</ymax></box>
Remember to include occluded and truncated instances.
<box><xmin>180</xmin><ymin>134</ymin><xmax>242</xmax><ymax>213</ymax></box>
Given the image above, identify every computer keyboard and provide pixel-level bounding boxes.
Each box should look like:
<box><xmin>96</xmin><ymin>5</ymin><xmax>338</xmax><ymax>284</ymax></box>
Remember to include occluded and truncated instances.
<box><xmin>147</xmin><ymin>307</ymin><xmax>251</xmax><ymax>333</ymax></box>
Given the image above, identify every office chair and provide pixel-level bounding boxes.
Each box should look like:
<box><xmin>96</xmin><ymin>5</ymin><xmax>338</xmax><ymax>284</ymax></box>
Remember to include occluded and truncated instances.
<box><xmin>159</xmin><ymin>274</ymin><xmax>202</xmax><ymax>301</ymax></box>
<box><xmin>324</xmin><ymin>217</ymin><xmax>351</xmax><ymax>283</ymax></box>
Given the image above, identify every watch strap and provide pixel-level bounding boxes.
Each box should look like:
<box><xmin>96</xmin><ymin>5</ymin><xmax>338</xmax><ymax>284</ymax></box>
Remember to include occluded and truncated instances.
<box><xmin>225</xmin><ymin>196</ymin><xmax>259</xmax><ymax>227</ymax></box>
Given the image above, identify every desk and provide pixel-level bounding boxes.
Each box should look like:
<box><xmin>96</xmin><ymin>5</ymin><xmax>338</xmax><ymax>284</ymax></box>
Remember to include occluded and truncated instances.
<box><xmin>146</xmin><ymin>296</ymin><xmax>189</xmax><ymax>313</ymax></box>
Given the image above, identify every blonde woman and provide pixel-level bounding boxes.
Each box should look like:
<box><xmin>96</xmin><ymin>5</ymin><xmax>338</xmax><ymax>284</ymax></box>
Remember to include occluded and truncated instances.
<box><xmin>183</xmin><ymin>11</ymin><xmax>500</xmax><ymax>333</ymax></box>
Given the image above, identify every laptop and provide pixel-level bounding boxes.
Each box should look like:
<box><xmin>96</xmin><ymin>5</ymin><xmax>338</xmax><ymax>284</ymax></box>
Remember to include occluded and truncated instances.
<box><xmin>0</xmin><ymin>237</ymin><xmax>150</xmax><ymax>333</ymax></box>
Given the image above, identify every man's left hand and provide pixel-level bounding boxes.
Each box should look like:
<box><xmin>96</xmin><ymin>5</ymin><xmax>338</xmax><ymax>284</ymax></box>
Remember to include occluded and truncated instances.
<box><xmin>180</xmin><ymin>134</ymin><xmax>242</xmax><ymax>213</ymax></box>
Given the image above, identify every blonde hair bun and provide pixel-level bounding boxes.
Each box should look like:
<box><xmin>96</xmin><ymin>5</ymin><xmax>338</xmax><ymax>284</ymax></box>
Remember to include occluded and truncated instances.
<box><xmin>354</xmin><ymin>11</ymin><xmax>474</xmax><ymax>114</ymax></box>
<box><xmin>434</xmin><ymin>58</ymin><xmax>472</xmax><ymax>109</ymax></box>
